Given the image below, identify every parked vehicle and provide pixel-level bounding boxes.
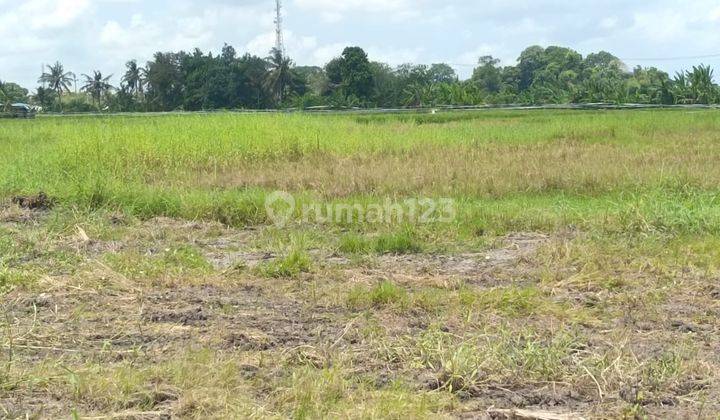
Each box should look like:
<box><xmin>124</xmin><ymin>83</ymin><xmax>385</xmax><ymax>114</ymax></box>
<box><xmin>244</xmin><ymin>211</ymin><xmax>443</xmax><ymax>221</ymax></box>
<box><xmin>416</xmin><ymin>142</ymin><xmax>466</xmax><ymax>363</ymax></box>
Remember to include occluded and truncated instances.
<box><xmin>6</xmin><ymin>103</ymin><xmax>37</xmax><ymax>119</ymax></box>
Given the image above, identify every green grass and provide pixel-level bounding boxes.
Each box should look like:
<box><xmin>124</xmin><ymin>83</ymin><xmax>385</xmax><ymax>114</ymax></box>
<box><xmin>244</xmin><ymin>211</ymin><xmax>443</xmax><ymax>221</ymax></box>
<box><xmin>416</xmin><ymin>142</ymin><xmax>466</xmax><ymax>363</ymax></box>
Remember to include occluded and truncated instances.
<box><xmin>373</xmin><ymin>229</ymin><xmax>423</xmax><ymax>254</ymax></box>
<box><xmin>2</xmin><ymin>110</ymin><xmax>720</xmax><ymax>238</ymax></box>
<box><xmin>339</xmin><ymin>228</ymin><xmax>423</xmax><ymax>255</ymax></box>
<box><xmin>104</xmin><ymin>245</ymin><xmax>212</xmax><ymax>280</ymax></box>
<box><xmin>347</xmin><ymin>280</ymin><xmax>409</xmax><ymax>309</ymax></box>
<box><xmin>256</xmin><ymin>249</ymin><xmax>312</xmax><ymax>278</ymax></box>
<box><xmin>3</xmin><ymin>110</ymin><xmax>720</xmax><ymax>418</ymax></box>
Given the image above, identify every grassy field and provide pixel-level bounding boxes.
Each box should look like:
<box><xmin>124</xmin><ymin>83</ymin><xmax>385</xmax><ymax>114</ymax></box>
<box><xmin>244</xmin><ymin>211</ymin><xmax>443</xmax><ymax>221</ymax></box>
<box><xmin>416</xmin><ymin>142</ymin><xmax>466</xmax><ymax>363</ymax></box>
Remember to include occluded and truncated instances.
<box><xmin>1</xmin><ymin>110</ymin><xmax>720</xmax><ymax>418</ymax></box>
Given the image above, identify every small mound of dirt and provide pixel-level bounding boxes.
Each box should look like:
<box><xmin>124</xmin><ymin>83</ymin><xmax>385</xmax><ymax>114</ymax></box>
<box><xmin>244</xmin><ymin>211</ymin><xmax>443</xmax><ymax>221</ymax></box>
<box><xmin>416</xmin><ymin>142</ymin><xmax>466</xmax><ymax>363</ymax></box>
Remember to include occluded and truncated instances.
<box><xmin>11</xmin><ymin>192</ymin><xmax>54</xmax><ymax>210</ymax></box>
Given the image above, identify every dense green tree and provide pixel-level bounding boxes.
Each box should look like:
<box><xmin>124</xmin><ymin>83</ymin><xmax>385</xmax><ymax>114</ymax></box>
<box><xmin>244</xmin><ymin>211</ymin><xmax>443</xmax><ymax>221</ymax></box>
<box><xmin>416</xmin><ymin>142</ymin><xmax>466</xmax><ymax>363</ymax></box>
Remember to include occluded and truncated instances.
<box><xmin>180</xmin><ymin>48</ymin><xmax>214</xmax><ymax>110</ymax></box>
<box><xmin>626</xmin><ymin>67</ymin><xmax>672</xmax><ymax>104</ymax></box>
<box><xmin>517</xmin><ymin>46</ymin><xmax>547</xmax><ymax>90</ymax></box>
<box><xmin>337</xmin><ymin>47</ymin><xmax>375</xmax><ymax>102</ymax></box>
<box><xmin>579</xmin><ymin>51</ymin><xmax>626</xmax><ymax>103</ymax></box>
<box><xmin>295</xmin><ymin>66</ymin><xmax>327</xmax><ymax>96</ymax></box>
<box><xmin>396</xmin><ymin>64</ymin><xmax>431</xmax><ymax>86</ymax></box>
<box><xmin>236</xmin><ymin>54</ymin><xmax>271</xmax><ymax>108</ymax></box>
<box><xmin>145</xmin><ymin>52</ymin><xmax>185</xmax><ymax>111</ymax></box>
<box><xmin>32</xmin><ymin>86</ymin><xmax>55</xmax><ymax>110</ymax></box>
<box><xmin>369</xmin><ymin>62</ymin><xmax>399</xmax><ymax>106</ymax></box>
<box><xmin>0</xmin><ymin>81</ymin><xmax>10</xmax><ymax>111</ymax></box>
<box><xmin>584</xmin><ymin>51</ymin><xmax>624</xmax><ymax>72</ymax></box>
<box><xmin>472</xmin><ymin>56</ymin><xmax>503</xmax><ymax>93</ymax></box>
<box><xmin>324</xmin><ymin>58</ymin><xmax>343</xmax><ymax>91</ymax></box>
<box><xmin>221</xmin><ymin>43</ymin><xmax>237</xmax><ymax>63</ymax></box>
<box><xmin>428</xmin><ymin>63</ymin><xmax>457</xmax><ymax>84</ymax></box>
<box><xmin>0</xmin><ymin>81</ymin><xmax>29</xmax><ymax>110</ymax></box>
<box><xmin>109</xmin><ymin>87</ymin><xmax>137</xmax><ymax>112</ymax></box>
<box><xmin>17</xmin><ymin>43</ymin><xmax>720</xmax><ymax>111</ymax></box>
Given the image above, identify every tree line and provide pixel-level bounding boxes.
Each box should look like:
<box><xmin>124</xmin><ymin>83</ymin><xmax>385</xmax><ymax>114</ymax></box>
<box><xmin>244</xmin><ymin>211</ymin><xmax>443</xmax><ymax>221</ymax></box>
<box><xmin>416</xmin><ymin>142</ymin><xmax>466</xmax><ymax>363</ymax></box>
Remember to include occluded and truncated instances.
<box><xmin>2</xmin><ymin>44</ymin><xmax>719</xmax><ymax>113</ymax></box>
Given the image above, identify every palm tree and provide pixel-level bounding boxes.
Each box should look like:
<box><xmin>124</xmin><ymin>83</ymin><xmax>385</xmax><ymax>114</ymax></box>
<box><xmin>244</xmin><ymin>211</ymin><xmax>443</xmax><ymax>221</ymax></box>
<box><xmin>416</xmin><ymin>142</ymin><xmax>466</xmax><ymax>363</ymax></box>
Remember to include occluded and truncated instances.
<box><xmin>38</xmin><ymin>62</ymin><xmax>75</xmax><ymax>112</ymax></box>
<box><xmin>264</xmin><ymin>48</ymin><xmax>295</xmax><ymax>106</ymax></box>
<box><xmin>121</xmin><ymin>60</ymin><xmax>145</xmax><ymax>98</ymax></box>
<box><xmin>81</xmin><ymin>71</ymin><xmax>114</xmax><ymax>110</ymax></box>
<box><xmin>687</xmin><ymin>65</ymin><xmax>715</xmax><ymax>104</ymax></box>
<box><xmin>671</xmin><ymin>72</ymin><xmax>690</xmax><ymax>104</ymax></box>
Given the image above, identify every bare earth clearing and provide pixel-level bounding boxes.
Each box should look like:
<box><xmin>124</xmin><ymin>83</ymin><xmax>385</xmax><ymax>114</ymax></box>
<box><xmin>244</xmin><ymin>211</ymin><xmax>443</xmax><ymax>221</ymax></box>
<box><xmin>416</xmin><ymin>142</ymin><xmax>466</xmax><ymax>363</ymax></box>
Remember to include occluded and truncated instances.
<box><xmin>2</xmin><ymin>203</ymin><xmax>718</xmax><ymax>419</ymax></box>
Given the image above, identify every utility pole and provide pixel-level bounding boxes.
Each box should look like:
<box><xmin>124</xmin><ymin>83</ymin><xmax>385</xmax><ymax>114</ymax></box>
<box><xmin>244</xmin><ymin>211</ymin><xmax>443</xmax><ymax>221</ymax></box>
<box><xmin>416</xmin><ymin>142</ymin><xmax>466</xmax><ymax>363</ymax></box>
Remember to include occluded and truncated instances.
<box><xmin>274</xmin><ymin>0</ymin><xmax>285</xmax><ymax>57</ymax></box>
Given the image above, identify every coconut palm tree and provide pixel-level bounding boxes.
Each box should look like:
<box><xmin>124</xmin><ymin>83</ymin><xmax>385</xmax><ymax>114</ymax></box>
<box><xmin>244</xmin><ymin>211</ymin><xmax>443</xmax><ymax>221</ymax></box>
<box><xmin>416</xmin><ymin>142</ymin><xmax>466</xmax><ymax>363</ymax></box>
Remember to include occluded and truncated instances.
<box><xmin>264</xmin><ymin>48</ymin><xmax>295</xmax><ymax>106</ymax></box>
<box><xmin>121</xmin><ymin>60</ymin><xmax>145</xmax><ymax>98</ymax></box>
<box><xmin>81</xmin><ymin>71</ymin><xmax>114</xmax><ymax>110</ymax></box>
<box><xmin>38</xmin><ymin>62</ymin><xmax>75</xmax><ymax>112</ymax></box>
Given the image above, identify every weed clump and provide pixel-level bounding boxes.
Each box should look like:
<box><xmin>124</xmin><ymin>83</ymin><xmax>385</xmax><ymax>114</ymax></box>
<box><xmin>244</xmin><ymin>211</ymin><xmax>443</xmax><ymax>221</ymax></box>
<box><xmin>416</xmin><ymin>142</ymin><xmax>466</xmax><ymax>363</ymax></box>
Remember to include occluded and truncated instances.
<box><xmin>256</xmin><ymin>249</ymin><xmax>312</xmax><ymax>278</ymax></box>
<box><xmin>374</xmin><ymin>230</ymin><xmax>422</xmax><ymax>254</ymax></box>
<box><xmin>347</xmin><ymin>280</ymin><xmax>408</xmax><ymax>309</ymax></box>
<box><xmin>339</xmin><ymin>229</ymin><xmax>422</xmax><ymax>255</ymax></box>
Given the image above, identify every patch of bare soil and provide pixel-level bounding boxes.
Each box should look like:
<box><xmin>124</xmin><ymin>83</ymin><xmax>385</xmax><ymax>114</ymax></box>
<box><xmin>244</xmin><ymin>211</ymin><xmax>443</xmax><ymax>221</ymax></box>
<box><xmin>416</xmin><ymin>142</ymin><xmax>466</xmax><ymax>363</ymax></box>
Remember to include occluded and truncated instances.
<box><xmin>0</xmin><ymin>277</ymin><xmax>355</xmax><ymax>418</ymax></box>
<box><xmin>0</xmin><ymin>203</ymin><xmax>47</xmax><ymax>226</ymax></box>
<box><xmin>483</xmin><ymin>407</ymin><xmax>586</xmax><ymax>420</ymax></box>
<box><xmin>141</xmin><ymin>216</ymin><xmax>226</xmax><ymax>232</ymax></box>
<box><xmin>5</xmin><ymin>220</ymin><xmax>717</xmax><ymax>418</ymax></box>
<box><xmin>361</xmin><ymin>233</ymin><xmax>550</xmax><ymax>284</ymax></box>
<box><xmin>201</xmin><ymin>243</ymin><xmax>277</xmax><ymax>271</ymax></box>
<box><xmin>194</xmin><ymin>231</ymin><xmax>550</xmax><ymax>280</ymax></box>
<box><xmin>2</xmin><ymin>282</ymin><xmax>345</xmax><ymax>363</ymax></box>
<box><xmin>137</xmin><ymin>217</ymin><xmax>269</xmax><ymax>270</ymax></box>
<box><xmin>11</xmin><ymin>192</ymin><xmax>54</xmax><ymax>210</ymax></box>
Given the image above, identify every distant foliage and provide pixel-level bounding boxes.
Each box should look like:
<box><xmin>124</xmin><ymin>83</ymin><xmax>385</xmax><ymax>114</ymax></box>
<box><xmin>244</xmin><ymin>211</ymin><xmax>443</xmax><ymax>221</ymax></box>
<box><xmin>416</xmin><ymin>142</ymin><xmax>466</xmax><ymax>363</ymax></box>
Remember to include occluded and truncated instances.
<box><xmin>10</xmin><ymin>44</ymin><xmax>720</xmax><ymax>112</ymax></box>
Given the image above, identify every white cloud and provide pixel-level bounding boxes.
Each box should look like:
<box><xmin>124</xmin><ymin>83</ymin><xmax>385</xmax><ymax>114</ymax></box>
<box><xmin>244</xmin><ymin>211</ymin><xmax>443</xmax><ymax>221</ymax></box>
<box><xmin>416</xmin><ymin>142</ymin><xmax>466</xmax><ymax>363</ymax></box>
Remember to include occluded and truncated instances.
<box><xmin>3</xmin><ymin>0</ymin><xmax>720</xmax><ymax>89</ymax></box>
<box><xmin>4</xmin><ymin>0</ymin><xmax>92</xmax><ymax>30</ymax></box>
<box><xmin>99</xmin><ymin>17</ymin><xmax>156</xmax><ymax>50</ymax></box>
<box><xmin>294</xmin><ymin>0</ymin><xmax>411</xmax><ymax>13</ymax></box>
<box><xmin>458</xmin><ymin>44</ymin><xmax>500</xmax><ymax>66</ymax></box>
<box><xmin>631</xmin><ymin>10</ymin><xmax>688</xmax><ymax>43</ymax></box>
<box><xmin>245</xmin><ymin>31</ymin><xmax>276</xmax><ymax>56</ymax></box>
<box><xmin>600</xmin><ymin>17</ymin><xmax>618</xmax><ymax>29</ymax></box>
<box><xmin>311</xmin><ymin>42</ymin><xmax>349</xmax><ymax>64</ymax></box>
<box><xmin>293</xmin><ymin>0</ymin><xmax>419</xmax><ymax>22</ymax></box>
<box><xmin>246</xmin><ymin>30</ymin><xmax>319</xmax><ymax>58</ymax></box>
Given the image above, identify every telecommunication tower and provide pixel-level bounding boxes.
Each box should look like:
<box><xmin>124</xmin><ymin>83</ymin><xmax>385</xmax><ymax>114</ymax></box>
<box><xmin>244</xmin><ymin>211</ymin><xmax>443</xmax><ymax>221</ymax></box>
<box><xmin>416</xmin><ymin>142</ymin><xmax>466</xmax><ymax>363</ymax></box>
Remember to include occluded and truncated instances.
<box><xmin>274</xmin><ymin>0</ymin><xmax>285</xmax><ymax>57</ymax></box>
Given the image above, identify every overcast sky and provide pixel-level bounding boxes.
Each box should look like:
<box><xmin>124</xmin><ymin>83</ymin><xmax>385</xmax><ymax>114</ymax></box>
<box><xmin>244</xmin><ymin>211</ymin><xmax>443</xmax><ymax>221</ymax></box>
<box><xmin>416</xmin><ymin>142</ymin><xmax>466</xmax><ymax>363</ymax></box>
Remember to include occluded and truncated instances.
<box><xmin>2</xmin><ymin>0</ymin><xmax>720</xmax><ymax>90</ymax></box>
